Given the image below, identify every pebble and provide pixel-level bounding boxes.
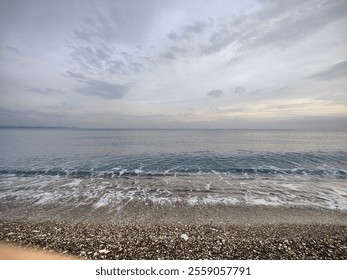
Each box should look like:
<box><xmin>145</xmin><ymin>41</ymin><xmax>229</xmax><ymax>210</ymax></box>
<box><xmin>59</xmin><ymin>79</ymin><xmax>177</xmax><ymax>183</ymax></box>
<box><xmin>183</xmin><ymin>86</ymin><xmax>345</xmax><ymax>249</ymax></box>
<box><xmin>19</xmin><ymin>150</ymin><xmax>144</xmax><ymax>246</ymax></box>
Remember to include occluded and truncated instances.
<box><xmin>180</xmin><ymin>234</ymin><xmax>189</xmax><ymax>241</ymax></box>
<box><xmin>99</xmin><ymin>249</ymin><xmax>110</xmax><ymax>254</ymax></box>
<box><xmin>1</xmin><ymin>219</ymin><xmax>346</xmax><ymax>260</ymax></box>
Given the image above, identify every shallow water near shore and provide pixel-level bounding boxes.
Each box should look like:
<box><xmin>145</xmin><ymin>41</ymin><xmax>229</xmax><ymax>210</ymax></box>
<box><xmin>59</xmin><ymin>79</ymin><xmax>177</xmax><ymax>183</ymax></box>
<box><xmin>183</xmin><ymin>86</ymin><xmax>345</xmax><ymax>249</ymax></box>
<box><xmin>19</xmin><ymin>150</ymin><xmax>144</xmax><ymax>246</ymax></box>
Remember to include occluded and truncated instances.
<box><xmin>0</xmin><ymin>129</ymin><xmax>346</xmax><ymax>220</ymax></box>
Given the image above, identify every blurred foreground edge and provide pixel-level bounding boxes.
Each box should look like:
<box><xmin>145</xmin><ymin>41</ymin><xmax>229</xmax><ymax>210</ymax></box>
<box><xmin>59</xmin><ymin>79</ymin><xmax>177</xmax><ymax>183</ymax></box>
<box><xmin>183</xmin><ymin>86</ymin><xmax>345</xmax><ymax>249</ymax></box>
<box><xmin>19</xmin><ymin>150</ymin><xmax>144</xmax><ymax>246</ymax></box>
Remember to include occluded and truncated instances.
<box><xmin>0</xmin><ymin>243</ymin><xmax>78</xmax><ymax>260</ymax></box>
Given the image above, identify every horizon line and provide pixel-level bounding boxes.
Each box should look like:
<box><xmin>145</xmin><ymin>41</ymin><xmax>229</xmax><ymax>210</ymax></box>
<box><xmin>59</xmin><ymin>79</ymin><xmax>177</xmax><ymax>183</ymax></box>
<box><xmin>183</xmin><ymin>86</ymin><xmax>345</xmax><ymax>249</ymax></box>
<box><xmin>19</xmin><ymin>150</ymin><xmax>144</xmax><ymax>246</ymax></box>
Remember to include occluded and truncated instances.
<box><xmin>1</xmin><ymin>125</ymin><xmax>346</xmax><ymax>132</ymax></box>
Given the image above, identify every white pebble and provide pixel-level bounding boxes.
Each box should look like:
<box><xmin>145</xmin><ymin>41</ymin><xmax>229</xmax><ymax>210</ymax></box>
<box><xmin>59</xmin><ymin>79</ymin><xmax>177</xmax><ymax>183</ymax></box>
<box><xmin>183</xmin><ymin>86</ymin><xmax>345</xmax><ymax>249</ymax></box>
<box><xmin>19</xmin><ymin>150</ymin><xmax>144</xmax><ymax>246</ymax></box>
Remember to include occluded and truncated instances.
<box><xmin>180</xmin><ymin>233</ymin><xmax>189</xmax><ymax>241</ymax></box>
<box><xmin>99</xmin><ymin>249</ymin><xmax>110</xmax><ymax>254</ymax></box>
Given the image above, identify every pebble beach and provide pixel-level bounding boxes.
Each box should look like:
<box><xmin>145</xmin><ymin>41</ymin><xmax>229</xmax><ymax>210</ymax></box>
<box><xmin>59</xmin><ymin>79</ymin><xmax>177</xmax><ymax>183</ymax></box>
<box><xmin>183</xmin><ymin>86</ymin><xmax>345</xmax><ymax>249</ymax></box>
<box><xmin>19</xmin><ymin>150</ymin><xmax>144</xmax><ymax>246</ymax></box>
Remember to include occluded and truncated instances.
<box><xmin>1</xmin><ymin>204</ymin><xmax>347</xmax><ymax>260</ymax></box>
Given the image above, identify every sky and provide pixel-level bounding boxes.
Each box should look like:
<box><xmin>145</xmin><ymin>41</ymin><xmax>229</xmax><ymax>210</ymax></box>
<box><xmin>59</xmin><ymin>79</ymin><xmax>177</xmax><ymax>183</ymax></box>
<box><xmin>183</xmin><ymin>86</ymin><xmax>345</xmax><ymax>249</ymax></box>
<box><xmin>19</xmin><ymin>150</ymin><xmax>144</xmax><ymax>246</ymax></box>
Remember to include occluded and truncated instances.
<box><xmin>0</xmin><ymin>0</ymin><xmax>346</xmax><ymax>129</ymax></box>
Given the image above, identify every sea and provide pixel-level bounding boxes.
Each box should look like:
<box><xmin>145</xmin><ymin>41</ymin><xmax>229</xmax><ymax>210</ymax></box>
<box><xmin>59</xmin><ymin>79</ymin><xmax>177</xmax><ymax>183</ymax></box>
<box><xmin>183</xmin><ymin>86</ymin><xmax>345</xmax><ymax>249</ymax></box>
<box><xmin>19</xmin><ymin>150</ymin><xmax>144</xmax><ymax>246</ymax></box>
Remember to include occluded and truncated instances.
<box><xmin>0</xmin><ymin>128</ymin><xmax>346</xmax><ymax>211</ymax></box>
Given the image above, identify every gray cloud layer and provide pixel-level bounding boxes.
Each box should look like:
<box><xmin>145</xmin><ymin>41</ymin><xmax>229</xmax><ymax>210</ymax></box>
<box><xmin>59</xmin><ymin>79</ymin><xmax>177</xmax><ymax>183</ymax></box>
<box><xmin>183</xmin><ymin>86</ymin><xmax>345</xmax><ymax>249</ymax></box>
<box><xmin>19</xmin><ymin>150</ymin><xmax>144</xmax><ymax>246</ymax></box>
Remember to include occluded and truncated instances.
<box><xmin>66</xmin><ymin>70</ymin><xmax>129</xmax><ymax>99</ymax></box>
<box><xmin>27</xmin><ymin>87</ymin><xmax>64</xmax><ymax>95</ymax></box>
<box><xmin>308</xmin><ymin>60</ymin><xmax>347</xmax><ymax>80</ymax></box>
<box><xmin>0</xmin><ymin>0</ymin><xmax>346</xmax><ymax>129</ymax></box>
<box><xmin>168</xmin><ymin>21</ymin><xmax>209</xmax><ymax>41</ymax></box>
<box><xmin>207</xmin><ymin>90</ymin><xmax>224</xmax><ymax>98</ymax></box>
<box><xmin>75</xmin><ymin>79</ymin><xmax>129</xmax><ymax>99</ymax></box>
<box><xmin>234</xmin><ymin>87</ymin><xmax>246</xmax><ymax>94</ymax></box>
<box><xmin>200</xmin><ymin>0</ymin><xmax>347</xmax><ymax>56</ymax></box>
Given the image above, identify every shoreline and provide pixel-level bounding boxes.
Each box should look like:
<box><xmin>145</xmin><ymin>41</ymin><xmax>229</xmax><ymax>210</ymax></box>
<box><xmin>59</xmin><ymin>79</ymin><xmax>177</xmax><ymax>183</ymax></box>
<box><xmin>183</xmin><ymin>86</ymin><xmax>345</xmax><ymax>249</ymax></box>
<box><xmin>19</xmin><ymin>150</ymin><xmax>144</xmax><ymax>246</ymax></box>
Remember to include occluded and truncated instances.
<box><xmin>1</xmin><ymin>202</ymin><xmax>347</xmax><ymax>225</ymax></box>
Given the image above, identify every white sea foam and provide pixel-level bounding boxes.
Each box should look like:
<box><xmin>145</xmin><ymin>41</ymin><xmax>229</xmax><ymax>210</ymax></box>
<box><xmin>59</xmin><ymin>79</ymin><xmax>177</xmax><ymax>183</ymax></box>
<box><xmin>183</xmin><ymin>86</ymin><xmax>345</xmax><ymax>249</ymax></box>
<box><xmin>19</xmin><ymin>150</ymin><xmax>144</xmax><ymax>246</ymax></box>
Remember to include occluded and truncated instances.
<box><xmin>60</xmin><ymin>179</ymin><xmax>83</xmax><ymax>187</ymax></box>
<box><xmin>118</xmin><ymin>169</ymin><xmax>127</xmax><ymax>177</ymax></box>
<box><xmin>281</xmin><ymin>183</ymin><xmax>300</xmax><ymax>191</ymax></box>
<box><xmin>94</xmin><ymin>193</ymin><xmax>115</xmax><ymax>208</ymax></box>
<box><xmin>134</xmin><ymin>169</ymin><xmax>143</xmax><ymax>175</ymax></box>
<box><xmin>1</xmin><ymin>174</ymin><xmax>347</xmax><ymax>211</ymax></box>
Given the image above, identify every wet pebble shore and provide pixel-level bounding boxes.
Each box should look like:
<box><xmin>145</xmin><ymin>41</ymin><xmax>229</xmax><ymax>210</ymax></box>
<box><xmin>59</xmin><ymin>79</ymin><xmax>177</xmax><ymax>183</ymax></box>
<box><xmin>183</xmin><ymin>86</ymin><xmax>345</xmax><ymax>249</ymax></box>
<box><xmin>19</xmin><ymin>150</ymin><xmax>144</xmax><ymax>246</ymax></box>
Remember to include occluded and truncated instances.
<box><xmin>1</xmin><ymin>219</ymin><xmax>346</xmax><ymax>260</ymax></box>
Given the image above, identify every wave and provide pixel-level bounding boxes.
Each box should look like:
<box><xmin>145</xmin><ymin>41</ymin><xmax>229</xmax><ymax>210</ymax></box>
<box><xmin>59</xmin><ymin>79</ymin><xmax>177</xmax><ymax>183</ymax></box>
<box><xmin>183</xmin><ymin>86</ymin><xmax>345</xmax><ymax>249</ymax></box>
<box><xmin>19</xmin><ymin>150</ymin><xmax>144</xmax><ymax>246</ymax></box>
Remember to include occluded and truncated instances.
<box><xmin>1</xmin><ymin>174</ymin><xmax>346</xmax><ymax>211</ymax></box>
<box><xmin>0</xmin><ymin>166</ymin><xmax>346</xmax><ymax>178</ymax></box>
<box><xmin>0</xmin><ymin>151</ymin><xmax>346</xmax><ymax>179</ymax></box>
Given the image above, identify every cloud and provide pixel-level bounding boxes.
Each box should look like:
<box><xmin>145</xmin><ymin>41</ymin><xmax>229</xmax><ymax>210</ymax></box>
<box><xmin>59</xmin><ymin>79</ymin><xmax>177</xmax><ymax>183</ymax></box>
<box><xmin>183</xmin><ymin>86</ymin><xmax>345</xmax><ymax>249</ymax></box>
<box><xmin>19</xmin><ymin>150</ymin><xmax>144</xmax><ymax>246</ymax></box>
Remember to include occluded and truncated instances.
<box><xmin>73</xmin><ymin>11</ymin><xmax>119</xmax><ymax>43</ymax></box>
<box><xmin>202</xmin><ymin>21</ymin><xmax>242</xmax><ymax>55</ymax></box>
<box><xmin>67</xmin><ymin>70</ymin><xmax>130</xmax><ymax>99</ymax></box>
<box><xmin>168</xmin><ymin>21</ymin><xmax>208</xmax><ymax>41</ymax></box>
<box><xmin>0</xmin><ymin>107</ymin><xmax>68</xmax><ymax>127</ymax></box>
<box><xmin>207</xmin><ymin>90</ymin><xmax>224</xmax><ymax>98</ymax></box>
<box><xmin>69</xmin><ymin>41</ymin><xmax>148</xmax><ymax>77</ymax></box>
<box><xmin>1</xmin><ymin>0</ymin><xmax>346</xmax><ymax>129</ymax></box>
<box><xmin>66</xmin><ymin>1</ymin><xmax>170</xmax><ymax>78</ymax></box>
<box><xmin>69</xmin><ymin>45</ymin><xmax>120</xmax><ymax>75</ymax></box>
<box><xmin>107</xmin><ymin>59</ymin><xmax>126</xmax><ymax>75</ymax></box>
<box><xmin>27</xmin><ymin>87</ymin><xmax>64</xmax><ymax>95</ymax></box>
<box><xmin>255</xmin><ymin>1</ymin><xmax>347</xmax><ymax>47</ymax></box>
<box><xmin>317</xmin><ymin>93</ymin><xmax>347</xmax><ymax>104</ymax></box>
<box><xmin>46</xmin><ymin>102</ymin><xmax>80</xmax><ymax>111</ymax></box>
<box><xmin>201</xmin><ymin>0</ymin><xmax>347</xmax><ymax>55</ymax></box>
<box><xmin>75</xmin><ymin>79</ymin><xmax>129</xmax><ymax>99</ymax></box>
<box><xmin>3</xmin><ymin>45</ymin><xmax>22</xmax><ymax>56</ymax></box>
<box><xmin>308</xmin><ymin>60</ymin><xmax>347</xmax><ymax>80</ymax></box>
<box><xmin>160</xmin><ymin>51</ymin><xmax>177</xmax><ymax>60</ymax></box>
<box><xmin>234</xmin><ymin>87</ymin><xmax>246</xmax><ymax>94</ymax></box>
<box><xmin>264</xmin><ymin>102</ymin><xmax>314</xmax><ymax>111</ymax></box>
<box><xmin>216</xmin><ymin>107</ymin><xmax>248</xmax><ymax>113</ymax></box>
<box><xmin>159</xmin><ymin>46</ymin><xmax>188</xmax><ymax>61</ymax></box>
<box><xmin>65</xmin><ymin>71</ymin><xmax>85</xmax><ymax>79</ymax></box>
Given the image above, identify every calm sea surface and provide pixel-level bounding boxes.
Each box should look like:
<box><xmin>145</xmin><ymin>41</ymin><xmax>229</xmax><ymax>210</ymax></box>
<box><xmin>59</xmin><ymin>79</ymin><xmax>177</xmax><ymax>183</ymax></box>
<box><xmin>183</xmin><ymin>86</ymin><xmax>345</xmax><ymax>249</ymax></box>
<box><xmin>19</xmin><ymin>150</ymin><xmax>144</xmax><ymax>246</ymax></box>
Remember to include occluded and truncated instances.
<box><xmin>0</xmin><ymin>129</ymin><xmax>346</xmax><ymax>210</ymax></box>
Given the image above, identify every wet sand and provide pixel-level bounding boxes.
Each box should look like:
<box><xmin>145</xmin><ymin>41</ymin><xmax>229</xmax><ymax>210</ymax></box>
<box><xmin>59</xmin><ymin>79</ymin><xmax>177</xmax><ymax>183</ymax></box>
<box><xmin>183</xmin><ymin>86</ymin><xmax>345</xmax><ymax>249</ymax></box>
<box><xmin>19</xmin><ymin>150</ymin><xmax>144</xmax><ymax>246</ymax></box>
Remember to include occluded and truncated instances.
<box><xmin>1</xmin><ymin>200</ymin><xmax>347</xmax><ymax>225</ymax></box>
<box><xmin>0</xmin><ymin>203</ymin><xmax>347</xmax><ymax>259</ymax></box>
